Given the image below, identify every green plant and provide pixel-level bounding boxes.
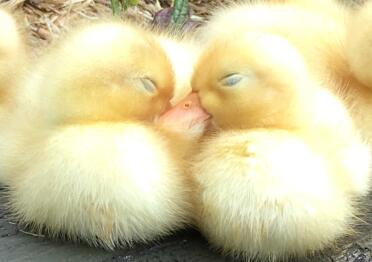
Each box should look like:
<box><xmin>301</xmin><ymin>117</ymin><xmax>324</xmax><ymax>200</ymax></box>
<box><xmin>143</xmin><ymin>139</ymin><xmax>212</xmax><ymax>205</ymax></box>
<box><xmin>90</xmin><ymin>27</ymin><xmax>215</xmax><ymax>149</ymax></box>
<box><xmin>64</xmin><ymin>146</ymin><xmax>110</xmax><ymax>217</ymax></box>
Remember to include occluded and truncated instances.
<box><xmin>111</xmin><ymin>0</ymin><xmax>139</xmax><ymax>15</ymax></box>
<box><xmin>171</xmin><ymin>0</ymin><xmax>189</xmax><ymax>27</ymax></box>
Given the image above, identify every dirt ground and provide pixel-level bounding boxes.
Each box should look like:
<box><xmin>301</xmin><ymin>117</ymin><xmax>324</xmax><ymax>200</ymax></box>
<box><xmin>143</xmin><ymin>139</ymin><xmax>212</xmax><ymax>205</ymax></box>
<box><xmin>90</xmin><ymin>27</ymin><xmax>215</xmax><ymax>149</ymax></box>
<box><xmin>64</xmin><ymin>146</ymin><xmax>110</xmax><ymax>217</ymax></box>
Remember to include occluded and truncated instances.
<box><xmin>0</xmin><ymin>0</ymin><xmax>368</xmax><ymax>52</ymax></box>
<box><xmin>0</xmin><ymin>0</ymin><xmax>232</xmax><ymax>52</ymax></box>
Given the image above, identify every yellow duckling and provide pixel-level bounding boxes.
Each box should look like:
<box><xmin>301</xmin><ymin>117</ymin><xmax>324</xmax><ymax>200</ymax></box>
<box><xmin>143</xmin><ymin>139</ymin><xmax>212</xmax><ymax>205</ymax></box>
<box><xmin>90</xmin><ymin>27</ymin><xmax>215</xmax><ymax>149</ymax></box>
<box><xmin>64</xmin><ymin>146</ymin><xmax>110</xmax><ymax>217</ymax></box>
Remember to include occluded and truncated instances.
<box><xmin>0</xmin><ymin>20</ymin><xmax>210</xmax><ymax>248</ymax></box>
<box><xmin>191</xmin><ymin>18</ymin><xmax>371</xmax><ymax>259</ymax></box>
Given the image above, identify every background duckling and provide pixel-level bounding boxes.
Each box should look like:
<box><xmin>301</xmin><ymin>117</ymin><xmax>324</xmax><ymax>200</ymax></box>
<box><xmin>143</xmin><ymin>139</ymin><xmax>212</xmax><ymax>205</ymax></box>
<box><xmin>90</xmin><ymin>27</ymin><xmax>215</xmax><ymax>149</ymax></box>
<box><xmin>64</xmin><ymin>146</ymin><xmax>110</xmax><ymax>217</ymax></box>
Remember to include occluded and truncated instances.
<box><xmin>195</xmin><ymin>0</ymin><xmax>372</xmax><ymax>145</ymax></box>
<box><xmin>156</xmin><ymin>33</ymin><xmax>202</xmax><ymax>106</ymax></box>
<box><xmin>191</xmin><ymin>31</ymin><xmax>371</xmax><ymax>259</ymax></box>
<box><xmin>0</xmin><ymin>21</ymin><xmax>210</xmax><ymax>248</ymax></box>
<box><xmin>346</xmin><ymin>0</ymin><xmax>372</xmax><ymax>88</ymax></box>
<box><xmin>0</xmin><ymin>9</ymin><xmax>25</xmax><ymax>120</ymax></box>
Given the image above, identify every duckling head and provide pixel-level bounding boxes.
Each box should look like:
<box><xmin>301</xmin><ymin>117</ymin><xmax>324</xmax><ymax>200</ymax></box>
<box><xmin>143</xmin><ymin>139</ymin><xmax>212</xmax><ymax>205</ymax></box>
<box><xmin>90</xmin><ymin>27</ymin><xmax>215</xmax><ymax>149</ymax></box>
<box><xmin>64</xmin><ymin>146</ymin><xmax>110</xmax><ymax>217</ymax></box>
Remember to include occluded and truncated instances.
<box><xmin>192</xmin><ymin>32</ymin><xmax>311</xmax><ymax>130</ymax></box>
<box><xmin>40</xmin><ymin>22</ymin><xmax>174</xmax><ymax>125</ymax></box>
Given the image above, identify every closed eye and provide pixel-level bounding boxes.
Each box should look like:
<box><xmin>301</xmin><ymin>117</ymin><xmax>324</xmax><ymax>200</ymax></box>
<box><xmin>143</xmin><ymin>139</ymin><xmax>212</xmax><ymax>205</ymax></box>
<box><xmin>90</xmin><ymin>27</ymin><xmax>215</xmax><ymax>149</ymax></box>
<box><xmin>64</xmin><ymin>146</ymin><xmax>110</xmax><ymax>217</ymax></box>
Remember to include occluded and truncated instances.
<box><xmin>140</xmin><ymin>78</ymin><xmax>157</xmax><ymax>94</ymax></box>
<box><xmin>220</xmin><ymin>73</ymin><xmax>244</xmax><ymax>87</ymax></box>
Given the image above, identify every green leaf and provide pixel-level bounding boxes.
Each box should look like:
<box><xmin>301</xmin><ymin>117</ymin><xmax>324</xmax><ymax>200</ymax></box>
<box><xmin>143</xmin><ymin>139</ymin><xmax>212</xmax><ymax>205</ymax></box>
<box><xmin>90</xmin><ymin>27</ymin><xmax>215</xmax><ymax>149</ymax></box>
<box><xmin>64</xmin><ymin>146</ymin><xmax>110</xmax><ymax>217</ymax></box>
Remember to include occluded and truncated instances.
<box><xmin>111</xmin><ymin>0</ymin><xmax>121</xmax><ymax>15</ymax></box>
<box><xmin>171</xmin><ymin>0</ymin><xmax>189</xmax><ymax>27</ymax></box>
<box><xmin>111</xmin><ymin>0</ymin><xmax>139</xmax><ymax>14</ymax></box>
<box><xmin>128</xmin><ymin>0</ymin><xmax>139</xmax><ymax>5</ymax></box>
<box><xmin>123</xmin><ymin>0</ymin><xmax>140</xmax><ymax>10</ymax></box>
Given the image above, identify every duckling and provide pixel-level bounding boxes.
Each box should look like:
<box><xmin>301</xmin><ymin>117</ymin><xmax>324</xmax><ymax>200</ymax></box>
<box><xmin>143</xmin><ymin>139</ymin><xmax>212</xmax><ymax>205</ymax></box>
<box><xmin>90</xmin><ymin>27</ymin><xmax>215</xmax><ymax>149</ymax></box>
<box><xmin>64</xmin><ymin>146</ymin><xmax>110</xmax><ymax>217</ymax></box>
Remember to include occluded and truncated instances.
<box><xmin>157</xmin><ymin>35</ymin><xmax>202</xmax><ymax>105</ymax></box>
<box><xmin>191</xmin><ymin>30</ymin><xmax>371</xmax><ymax>259</ymax></box>
<box><xmin>196</xmin><ymin>0</ymin><xmax>372</xmax><ymax>144</ymax></box>
<box><xmin>0</xmin><ymin>21</ymin><xmax>210</xmax><ymax>248</ymax></box>
<box><xmin>0</xmin><ymin>9</ymin><xmax>24</xmax><ymax>120</ymax></box>
<box><xmin>346</xmin><ymin>0</ymin><xmax>372</xmax><ymax>88</ymax></box>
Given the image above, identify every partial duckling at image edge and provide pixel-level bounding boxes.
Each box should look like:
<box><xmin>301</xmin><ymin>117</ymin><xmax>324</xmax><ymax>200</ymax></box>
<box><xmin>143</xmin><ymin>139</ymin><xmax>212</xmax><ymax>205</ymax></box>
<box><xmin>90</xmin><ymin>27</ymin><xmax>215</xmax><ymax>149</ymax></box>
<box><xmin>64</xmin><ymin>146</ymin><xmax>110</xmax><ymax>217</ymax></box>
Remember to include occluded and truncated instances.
<box><xmin>191</xmin><ymin>2</ymin><xmax>372</xmax><ymax>258</ymax></box>
<box><xmin>0</xmin><ymin>9</ymin><xmax>25</xmax><ymax>120</ymax></box>
<box><xmin>0</xmin><ymin>20</ymin><xmax>210</xmax><ymax>248</ymax></box>
<box><xmin>196</xmin><ymin>0</ymin><xmax>372</xmax><ymax>144</ymax></box>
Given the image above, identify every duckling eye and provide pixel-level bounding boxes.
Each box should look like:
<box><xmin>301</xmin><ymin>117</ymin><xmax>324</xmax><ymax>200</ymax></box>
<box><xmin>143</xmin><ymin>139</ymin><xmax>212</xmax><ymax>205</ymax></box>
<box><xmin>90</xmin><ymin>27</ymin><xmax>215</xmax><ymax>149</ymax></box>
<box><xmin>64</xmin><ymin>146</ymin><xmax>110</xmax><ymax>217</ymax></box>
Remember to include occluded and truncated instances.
<box><xmin>140</xmin><ymin>78</ymin><xmax>157</xmax><ymax>94</ymax></box>
<box><xmin>220</xmin><ymin>73</ymin><xmax>243</xmax><ymax>87</ymax></box>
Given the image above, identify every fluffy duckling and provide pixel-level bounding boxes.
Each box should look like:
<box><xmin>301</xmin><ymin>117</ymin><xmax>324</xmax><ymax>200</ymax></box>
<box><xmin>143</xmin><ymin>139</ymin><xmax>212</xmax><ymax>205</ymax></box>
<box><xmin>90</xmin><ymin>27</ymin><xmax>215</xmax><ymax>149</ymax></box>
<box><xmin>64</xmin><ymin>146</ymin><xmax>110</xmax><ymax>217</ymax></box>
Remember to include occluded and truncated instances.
<box><xmin>0</xmin><ymin>21</ymin><xmax>210</xmax><ymax>248</ymax></box>
<box><xmin>191</xmin><ymin>31</ymin><xmax>371</xmax><ymax>259</ymax></box>
<box><xmin>346</xmin><ymin>0</ymin><xmax>372</xmax><ymax>88</ymax></box>
<box><xmin>157</xmin><ymin>35</ymin><xmax>202</xmax><ymax>105</ymax></box>
<box><xmin>0</xmin><ymin>9</ymin><xmax>24</xmax><ymax>119</ymax></box>
<box><xmin>196</xmin><ymin>0</ymin><xmax>372</xmax><ymax>144</ymax></box>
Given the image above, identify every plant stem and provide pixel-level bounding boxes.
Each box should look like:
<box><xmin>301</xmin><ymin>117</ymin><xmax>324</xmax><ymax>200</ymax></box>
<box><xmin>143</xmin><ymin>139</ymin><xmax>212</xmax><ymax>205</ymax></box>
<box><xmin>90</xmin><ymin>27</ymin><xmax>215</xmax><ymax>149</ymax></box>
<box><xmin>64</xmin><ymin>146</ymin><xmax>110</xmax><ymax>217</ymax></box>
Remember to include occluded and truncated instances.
<box><xmin>171</xmin><ymin>0</ymin><xmax>189</xmax><ymax>27</ymax></box>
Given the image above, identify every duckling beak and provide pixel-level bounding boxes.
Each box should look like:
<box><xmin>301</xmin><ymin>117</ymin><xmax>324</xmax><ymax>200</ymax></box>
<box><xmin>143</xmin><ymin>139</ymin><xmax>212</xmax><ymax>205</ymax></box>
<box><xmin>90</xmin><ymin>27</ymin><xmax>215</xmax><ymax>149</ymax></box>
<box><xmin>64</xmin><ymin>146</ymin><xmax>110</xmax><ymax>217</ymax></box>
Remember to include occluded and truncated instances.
<box><xmin>182</xmin><ymin>92</ymin><xmax>212</xmax><ymax>122</ymax></box>
<box><xmin>156</xmin><ymin>92</ymin><xmax>212</xmax><ymax>133</ymax></box>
